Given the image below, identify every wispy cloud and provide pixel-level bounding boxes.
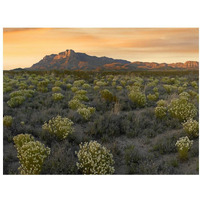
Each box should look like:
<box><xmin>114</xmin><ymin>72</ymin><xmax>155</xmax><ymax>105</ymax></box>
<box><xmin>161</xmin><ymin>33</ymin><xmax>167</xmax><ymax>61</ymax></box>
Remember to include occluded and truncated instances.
<box><xmin>3</xmin><ymin>28</ymin><xmax>199</xmax><ymax>70</ymax></box>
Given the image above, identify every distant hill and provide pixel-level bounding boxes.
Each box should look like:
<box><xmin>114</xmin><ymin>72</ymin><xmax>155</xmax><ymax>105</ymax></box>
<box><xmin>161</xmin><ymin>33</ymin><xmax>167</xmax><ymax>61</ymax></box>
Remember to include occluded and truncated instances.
<box><xmin>29</xmin><ymin>49</ymin><xmax>199</xmax><ymax>71</ymax></box>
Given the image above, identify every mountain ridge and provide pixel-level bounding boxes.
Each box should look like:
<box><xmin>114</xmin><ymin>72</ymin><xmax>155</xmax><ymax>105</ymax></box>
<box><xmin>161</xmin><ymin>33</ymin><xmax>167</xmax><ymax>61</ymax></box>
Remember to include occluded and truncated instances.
<box><xmin>29</xmin><ymin>49</ymin><xmax>199</xmax><ymax>71</ymax></box>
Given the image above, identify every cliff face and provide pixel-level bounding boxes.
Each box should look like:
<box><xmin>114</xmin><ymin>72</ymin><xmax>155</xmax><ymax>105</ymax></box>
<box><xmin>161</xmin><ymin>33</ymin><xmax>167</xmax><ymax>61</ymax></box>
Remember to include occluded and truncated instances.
<box><xmin>30</xmin><ymin>49</ymin><xmax>199</xmax><ymax>71</ymax></box>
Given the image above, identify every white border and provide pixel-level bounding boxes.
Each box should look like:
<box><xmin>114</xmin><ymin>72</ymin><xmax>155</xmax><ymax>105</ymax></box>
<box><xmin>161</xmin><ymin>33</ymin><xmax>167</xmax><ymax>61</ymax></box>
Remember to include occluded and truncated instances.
<box><xmin>0</xmin><ymin>1</ymin><xmax>199</xmax><ymax>200</ymax></box>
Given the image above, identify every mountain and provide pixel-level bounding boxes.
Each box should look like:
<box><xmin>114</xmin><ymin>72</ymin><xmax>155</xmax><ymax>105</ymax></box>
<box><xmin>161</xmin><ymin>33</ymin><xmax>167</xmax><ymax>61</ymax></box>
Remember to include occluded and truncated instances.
<box><xmin>29</xmin><ymin>49</ymin><xmax>199</xmax><ymax>71</ymax></box>
<box><xmin>30</xmin><ymin>49</ymin><xmax>130</xmax><ymax>70</ymax></box>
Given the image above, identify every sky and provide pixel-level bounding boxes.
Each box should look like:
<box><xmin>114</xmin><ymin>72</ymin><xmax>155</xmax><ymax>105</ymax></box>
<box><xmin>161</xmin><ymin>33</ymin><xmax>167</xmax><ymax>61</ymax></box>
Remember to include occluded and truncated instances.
<box><xmin>3</xmin><ymin>28</ymin><xmax>199</xmax><ymax>70</ymax></box>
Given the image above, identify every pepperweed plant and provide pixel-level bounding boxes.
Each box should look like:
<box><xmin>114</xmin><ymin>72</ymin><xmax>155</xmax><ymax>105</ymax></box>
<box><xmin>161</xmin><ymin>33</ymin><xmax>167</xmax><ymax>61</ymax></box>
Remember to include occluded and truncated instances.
<box><xmin>76</xmin><ymin>141</ymin><xmax>115</xmax><ymax>174</ymax></box>
<box><xmin>13</xmin><ymin>134</ymin><xmax>50</xmax><ymax>174</ymax></box>
<box><xmin>175</xmin><ymin>136</ymin><xmax>193</xmax><ymax>160</ymax></box>
<box><xmin>42</xmin><ymin>115</ymin><xmax>74</xmax><ymax>140</ymax></box>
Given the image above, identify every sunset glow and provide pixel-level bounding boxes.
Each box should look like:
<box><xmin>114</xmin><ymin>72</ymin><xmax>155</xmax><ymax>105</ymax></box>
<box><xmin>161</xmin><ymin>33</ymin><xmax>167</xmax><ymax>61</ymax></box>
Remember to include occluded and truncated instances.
<box><xmin>3</xmin><ymin>28</ymin><xmax>199</xmax><ymax>70</ymax></box>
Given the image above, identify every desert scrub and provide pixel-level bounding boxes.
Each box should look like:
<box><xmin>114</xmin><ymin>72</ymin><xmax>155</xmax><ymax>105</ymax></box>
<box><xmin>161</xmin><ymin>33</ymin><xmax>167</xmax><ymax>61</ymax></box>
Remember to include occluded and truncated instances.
<box><xmin>100</xmin><ymin>89</ymin><xmax>116</xmax><ymax>102</ymax></box>
<box><xmin>183</xmin><ymin>119</ymin><xmax>199</xmax><ymax>138</ymax></box>
<box><xmin>94</xmin><ymin>86</ymin><xmax>100</xmax><ymax>90</ymax></box>
<box><xmin>52</xmin><ymin>86</ymin><xmax>62</xmax><ymax>93</ymax></box>
<box><xmin>52</xmin><ymin>93</ymin><xmax>64</xmax><ymax>101</ymax></box>
<box><xmin>42</xmin><ymin>115</ymin><xmax>74</xmax><ymax>140</ymax></box>
<box><xmin>155</xmin><ymin>106</ymin><xmax>167</xmax><ymax>119</ymax></box>
<box><xmin>76</xmin><ymin>141</ymin><xmax>115</xmax><ymax>174</ymax></box>
<box><xmin>128</xmin><ymin>90</ymin><xmax>146</xmax><ymax>107</ymax></box>
<box><xmin>7</xmin><ymin>96</ymin><xmax>26</xmax><ymax>107</ymax></box>
<box><xmin>175</xmin><ymin>136</ymin><xmax>193</xmax><ymax>160</ymax></box>
<box><xmin>3</xmin><ymin>115</ymin><xmax>13</xmax><ymax>127</ymax></box>
<box><xmin>116</xmin><ymin>85</ymin><xmax>123</xmax><ymax>90</ymax></box>
<box><xmin>179</xmin><ymin>92</ymin><xmax>190</xmax><ymax>100</ymax></box>
<box><xmin>68</xmin><ymin>99</ymin><xmax>86</xmax><ymax>110</ymax></box>
<box><xmin>13</xmin><ymin>134</ymin><xmax>35</xmax><ymax>152</ymax></box>
<box><xmin>71</xmin><ymin>86</ymin><xmax>78</xmax><ymax>93</ymax></box>
<box><xmin>156</xmin><ymin>99</ymin><xmax>167</xmax><ymax>107</ymax></box>
<box><xmin>147</xmin><ymin>93</ymin><xmax>159</xmax><ymax>101</ymax></box>
<box><xmin>163</xmin><ymin>84</ymin><xmax>172</xmax><ymax>94</ymax></box>
<box><xmin>13</xmin><ymin>134</ymin><xmax>50</xmax><ymax>174</ymax></box>
<box><xmin>77</xmin><ymin>107</ymin><xmax>95</xmax><ymax>120</ymax></box>
<box><xmin>168</xmin><ymin>98</ymin><xmax>197</xmax><ymax>121</ymax></box>
<box><xmin>66</xmin><ymin>83</ymin><xmax>72</xmax><ymax>89</ymax></box>
<box><xmin>82</xmin><ymin>83</ymin><xmax>91</xmax><ymax>89</ymax></box>
<box><xmin>74</xmin><ymin>94</ymin><xmax>89</xmax><ymax>102</ymax></box>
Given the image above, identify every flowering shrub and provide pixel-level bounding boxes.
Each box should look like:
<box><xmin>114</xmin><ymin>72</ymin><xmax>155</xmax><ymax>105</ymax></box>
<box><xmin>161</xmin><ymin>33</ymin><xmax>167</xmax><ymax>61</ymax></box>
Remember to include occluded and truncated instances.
<box><xmin>13</xmin><ymin>134</ymin><xmax>35</xmax><ymax>151</ymax></box>
<box><xmin>7</xmin><ymin>96</ymin><xmax>26</xmax><ymax>107</ymax></box>
<box><xmin>76</xmin><ymin>141</ymin><xmax>115</xmax><ymax>174</ymax></box>
<box><xmin>163</xmin><ymin>84</ymin><xmax>172</xmax><ymax>94</ymax></box>
<box><xmin>178</xmin><ymin>86</ymin><xmax>185</xmax><ymax>94</ymax></box>
<box><xmin>10</xmin><ymin>89</ymin><xmax>35</xmax><ymax>98</ymax></box>
<box><xmin>13</xmin><ymin>134</ymin><xmax>50</xmax><ymax>174</ymax></box>
<box><xmin>128</xmin><ymin>90</ymin><xmax>146</xmax><ymax>107</ymax></box>
<box><xmin>73</xmin><ymin>80</ymin><xmax>85</xmax><ymax>87</ymax></box>
<box><xmin>183</xmin><ymin>119</ymin><xmax>199</xmax><ymax>138</ymax></box>
<box><xmin>73</xmin><ymin>94</ymin><xmax>89</xmax><ymax>102</ymax></box>
<box><xmin>120</xmin><ymin>80</ymin><xmax>126</xmax><ymax>86</ymax></box>
<box><xmin>147</xmin><ymin>93</ymin><xmax>159</xmax><ymax>101</ymax></box>
<box><xmin>82</xmin><ymin>83</ymin><xmax>91</xmax><ymax>89</ymax></box>
<box><xmin>175</xmin><ymin>136</ymin><xmax>193</xmax><ymax>160</ymax></box>
<box><xmin>77</xmin><ymin>107</ymin><xmax>95</xmax><ymax>120</ymax></box>
<box><xmin>179</xmin><ymin>92</ymin><xmax>190</xmax><ymax>100</ymax></box>
<box><xmin>116</xmin><ymin>86</ymin><xmax>123</xmax><ymax>90</ymax></box>
<box><xmin>153</xmin><ymin>87</ymin><xmax>159</xmax><ymax>93</ymax></box>
<box><xmin>75</xmin><ymin>90</ymin><xmax>87</xmax><ymax>95</ymax></box>
<box><xmin>155</xmin><ymin>106</ymin><xmax>167</xmax><ymax>119</ymax></box>
<box><xmin>42</xmin><ymin>115</ymin><xmax>74</xmax><ymax>140</ymax></box>
<box><xmin>156</xmin><ymin>99</ymin><xmax>167</xmax><ymax>107</ymax></box>
<box><xmin>52</xmin><ymin>86</ymin><xmax>62</xmax><ymax>93</ymax></box>
<box><xmin>3</xmin><ymin>115</ymin><xmax>13</xmax><ymax>127</ymax></box>
<box><xmin>71</xmin><ymin>86</ymin><xmax>78</xmax><ymax>93</ymax></box>
<box><xmin>191</xmin><ymin>81</ymin><xmax>198</xmax><ymax>88</ymax></box>
<box><xmin>96</xmin><ymin>81</ymin><xmax>107</xmax><ymax>87</ymax></box>
<box><xmin>68</xmin><ymin>99</ymin><xmax>86</xmax><ymax>110</ymax></box>
<box><xmin>100</xmin><ymin>89</ymin><xmax>116</xmax><ymax>102</ymax></box>
<box><xmin>168</xmin><ymin>98</ymin><xmax>197</xmax><ymax>121</ymax></box>
<box><xmin>66</xmin><ymin>83</ymin><xmax>72</xmax><ymax>89</ymax></box>
<box><xmin>52</xmin><ymin>93</ymin><xmax>64</xmax><ymax>101</ymax></box>
<box><xmin>94</xmin><ymin>86</ymin><xmax>100</xmax><ymax>90</ymax></box>
<box><xmin>112</xmin><ymin>82</ymin><xmax>116</xmax><ymax>86</ymax></box>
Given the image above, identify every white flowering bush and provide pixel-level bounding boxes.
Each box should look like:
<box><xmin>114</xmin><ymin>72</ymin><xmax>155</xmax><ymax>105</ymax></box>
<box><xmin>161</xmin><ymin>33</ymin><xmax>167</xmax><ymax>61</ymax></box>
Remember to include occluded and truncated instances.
<box><xmin>76</xmin><ymin>141</ymin><xmax>115</xmax><ymax>174</ymax></box>
<box><xmin>66</xmin><ymin>83</ymin><xmax>72</xmax><ymax>89</ymax></box>
<box><xmin>175</xmin><ymin>136</ymin><xmax>193</xmax><ymax>160</ymax></box>
<box><xmin>82</xmin><ymin>83</ymin><xmax>91</xmax><ymax>89</ymax></box>
<box><xmin>155</xmin><ymin>106</ymin><xmax>167</xmax><ymax>119</ymax></box>
<box><xmin>147</xmin><ymin>93</ymin><xmax>159</xmax><ymax>101</ymax></box>
<box><xmin>179</xmin><ymin>92</ymin><xmax>190</xmax><ymax>100</ymax></box>
<box><xmin>42</xmin><ymin>115</ymin><xmax>74</xmax><ymax>140</ymax></box>
<box><xmin>156</xmin><ymin>99</ymin><xmax>167</xmax><ymax>107</ymax></box>
<box><xmin>68</xmin><ymin>99</ymin><xmax>86</xmax><ymax>110</ymax></box>
<box><xmin>73</xmin><ymin>80</ymin><xmax>85</xmax><ymax>87</ymax></box>
<box><xmin>128</xmin><ymin>90</ymin><xmax>146</xmax><ymax>107</ymax></box>
<box><xmin>7</xmin><ymin>96</ymin><xmax>26</xmax><ymax>107</ymax></box>
<box><xmin>13</xmin><ymin>134</ymin><xmax>35</xmax><ymax>152</ymax></box>
<box><xmin>77</xmin><ymin>107</ymin><xmax>95</xmax><ymax>120</ymax></box>
<box><xmin>3</xmin><ymin>115</ymin><xmax>13</xmax><ymax>127</ymax></box>
<box><xmin>71</xmin><ymin>86</ymin><xmax>78</xmax><ymax>93</ymax></box>
<box><xmin>13</xmin><ymin>134</ymin><xmax>50</xmax><ymax>174</ymax></box>
<box><xmin>100</xmin><ymin>89</ymin><xmax>116</xmax><ymax>102</ymax></box>
<box><xmin>116</xmin><ymin>86</ymin><xmax>123</xmax><ymax>90</ymax></box>
<box><xmin>168</xmin><ymin>98</ymin><xmax>197</xmax><ymax>121</ymax></box>
<box><xmin>74</xmin><ymin>94</ymin><xmax>89</xmax><ymax>102</ymax></box>
<box><xmin>52</xmin><ymin>86</ymin><xmax>62</xmax><ymax>93</ymax></box>
<box><xmin>163</xmin><ymin>84</ymin><xmax>172</xmax><ymax>94</ymax></box>
<box><xmin>183</xmin><ymin>119</ymin><xmax>199</xmax><ymax>138</ymax></box>
<box><xmin>52</xmin><ymin>93</ymin><xmax>64</xmax><ymax>101</ymax></box>
<box><xmin>94</xmin><ymin>86</ymin><xmax>100</xmax><ymax>90</ymax></box>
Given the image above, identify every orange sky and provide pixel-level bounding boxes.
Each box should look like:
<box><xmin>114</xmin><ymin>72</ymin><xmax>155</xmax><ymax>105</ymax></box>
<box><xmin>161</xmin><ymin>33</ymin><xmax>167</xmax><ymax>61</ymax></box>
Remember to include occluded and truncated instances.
<box><xmin>3</xmin><ymin>28</ymin><xmax>199</xmax><ymax>70</ymax></box>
